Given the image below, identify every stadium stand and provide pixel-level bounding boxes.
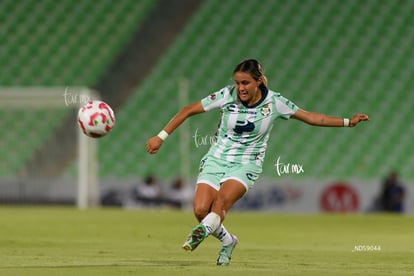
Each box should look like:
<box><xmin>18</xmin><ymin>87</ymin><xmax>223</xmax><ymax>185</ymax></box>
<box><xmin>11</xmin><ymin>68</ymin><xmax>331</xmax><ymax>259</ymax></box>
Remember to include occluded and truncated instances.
<box><xmin>98</xmin><ymin>0</ymin><xmax>414</xmax><ymax>181</ymax></box>
<box><xmin>1</xmin><ymin>0</ymin><xmax>413</xmax><ymax>184</ymax></box>
<box><xmin>0</xmin><ymin>0</ymin><xmax>158</xmax><ymax>176</ymax></box>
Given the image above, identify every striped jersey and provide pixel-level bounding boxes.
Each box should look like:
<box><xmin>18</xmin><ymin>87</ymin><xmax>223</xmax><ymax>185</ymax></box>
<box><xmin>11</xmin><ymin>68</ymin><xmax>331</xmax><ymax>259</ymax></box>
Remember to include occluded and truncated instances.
<box><xmin>200</xmin><ymin>85</ymin><xmax>299</xmax><ymax>166</ymax></box>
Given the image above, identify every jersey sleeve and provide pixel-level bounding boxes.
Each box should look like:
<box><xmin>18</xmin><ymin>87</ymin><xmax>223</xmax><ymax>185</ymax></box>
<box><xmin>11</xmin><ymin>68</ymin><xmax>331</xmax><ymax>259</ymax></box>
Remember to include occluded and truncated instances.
<box><xmin>275</xmin><ymin>93</ymin><xmax>299</xmax><ymax>119</ymax></box>
<box><xmin>200</xmin><ymin>86</ymin><xmax>230</xmax><ymax>111</ymax></box>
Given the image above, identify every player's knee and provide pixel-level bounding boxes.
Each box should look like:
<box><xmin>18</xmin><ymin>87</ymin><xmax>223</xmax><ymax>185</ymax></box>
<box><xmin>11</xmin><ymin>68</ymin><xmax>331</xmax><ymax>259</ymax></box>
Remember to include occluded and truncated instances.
<box><xmin>193</xmin><ymin>205</ymin><xmax>210</xmax><ymax>222</ymax></box>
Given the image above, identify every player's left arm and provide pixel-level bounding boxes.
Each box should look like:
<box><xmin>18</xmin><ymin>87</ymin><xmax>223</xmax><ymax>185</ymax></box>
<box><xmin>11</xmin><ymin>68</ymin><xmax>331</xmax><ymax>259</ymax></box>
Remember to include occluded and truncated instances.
<box><xmin>291</xmin><ymin>108</ymin><xmax>369</xmax><ymax>127</ymax></box>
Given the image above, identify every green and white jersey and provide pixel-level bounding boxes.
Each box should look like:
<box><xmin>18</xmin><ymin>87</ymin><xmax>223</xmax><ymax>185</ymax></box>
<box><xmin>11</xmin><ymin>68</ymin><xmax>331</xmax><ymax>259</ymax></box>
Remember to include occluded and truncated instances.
<box><xmin>201</xmin><ymin>85</ymin><xmax>299</xmax><ymax>166</ymax></box>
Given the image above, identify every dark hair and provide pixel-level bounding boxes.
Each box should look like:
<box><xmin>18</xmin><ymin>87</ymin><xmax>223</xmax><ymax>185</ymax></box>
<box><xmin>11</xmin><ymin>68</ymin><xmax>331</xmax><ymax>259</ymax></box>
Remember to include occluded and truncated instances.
<box><xmin>233</xmin><ymin>59</ymin><xmax>268</xmax><ymax>88</ymax></box>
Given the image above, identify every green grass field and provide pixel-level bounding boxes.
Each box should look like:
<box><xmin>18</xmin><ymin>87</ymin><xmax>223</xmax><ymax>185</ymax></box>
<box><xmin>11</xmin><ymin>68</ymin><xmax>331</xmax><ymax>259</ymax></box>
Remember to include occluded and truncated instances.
<box><xmin>0</xmin><ymin>207</ymin><xmax>412</xmax><ymax>276</ymax></box>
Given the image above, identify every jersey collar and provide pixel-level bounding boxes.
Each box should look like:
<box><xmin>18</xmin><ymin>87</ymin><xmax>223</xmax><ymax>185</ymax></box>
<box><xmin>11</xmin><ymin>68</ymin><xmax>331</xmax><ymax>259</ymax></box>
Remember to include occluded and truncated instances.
<box><xmin>240</xmin><ymin>86</ymin><xmax>268</xmax><ymax>108</ymax></box>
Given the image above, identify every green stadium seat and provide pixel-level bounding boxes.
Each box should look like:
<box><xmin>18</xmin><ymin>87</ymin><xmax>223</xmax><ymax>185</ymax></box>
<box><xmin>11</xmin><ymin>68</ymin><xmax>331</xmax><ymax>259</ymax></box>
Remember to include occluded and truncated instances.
<box><xmin>98</xmin><ymin>0</ymin><xmax>414</xmax><ymax>182</ymax></box>
<box><xmin>2</xmin><ymin>0</ymin><xmax>413</xmax><ymax>182</ymax></box>
<box><xmin>0</xmin><ymin>0</ymin><xmax>157</xmax><ymax>176</ymax></box>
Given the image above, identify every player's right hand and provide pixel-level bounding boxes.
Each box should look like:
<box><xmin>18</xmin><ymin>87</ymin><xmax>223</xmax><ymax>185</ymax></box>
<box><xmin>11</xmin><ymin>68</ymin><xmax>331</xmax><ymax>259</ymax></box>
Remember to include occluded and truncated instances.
<box><xmin>146</xmin><ymin>136</ymin><xmax>163</xmax><ymax>154</ymax></box>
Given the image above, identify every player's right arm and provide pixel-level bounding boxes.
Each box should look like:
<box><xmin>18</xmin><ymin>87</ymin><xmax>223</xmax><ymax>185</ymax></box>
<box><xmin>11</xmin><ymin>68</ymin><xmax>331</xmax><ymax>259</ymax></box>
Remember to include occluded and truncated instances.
<box><xmin>146</xmin><ymin>101</ymin><xmax>205</xmax><ymax>154</ymax></box>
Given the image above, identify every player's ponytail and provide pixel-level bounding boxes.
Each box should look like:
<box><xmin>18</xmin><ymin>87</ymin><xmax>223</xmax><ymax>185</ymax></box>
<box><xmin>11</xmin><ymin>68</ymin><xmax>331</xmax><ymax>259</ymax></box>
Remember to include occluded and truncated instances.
<box><xmin>233</xmin><ymin>59</ymin><xmax>268</xmax><ymax>89</ymax></box>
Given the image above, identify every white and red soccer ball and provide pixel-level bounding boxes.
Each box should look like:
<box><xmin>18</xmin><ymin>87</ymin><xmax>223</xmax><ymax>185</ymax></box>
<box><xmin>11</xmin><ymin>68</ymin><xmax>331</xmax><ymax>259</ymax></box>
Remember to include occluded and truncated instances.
<box><xmin>77</xmin><ymin>100</ymin><xmax>115</xmax><ymax>138</ymax></box>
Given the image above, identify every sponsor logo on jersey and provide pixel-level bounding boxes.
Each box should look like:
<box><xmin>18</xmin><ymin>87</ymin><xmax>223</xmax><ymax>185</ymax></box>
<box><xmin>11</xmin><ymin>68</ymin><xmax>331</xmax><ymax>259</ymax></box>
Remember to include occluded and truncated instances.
<box><xmin>234</xmin><ymin>120</ymin><xmax>255</xmax><ymax>134</ymax></box>
<box><xmin>227</xmin><ymin>104</ymin><xmax>257</xmax><ymax>114</ymax></box>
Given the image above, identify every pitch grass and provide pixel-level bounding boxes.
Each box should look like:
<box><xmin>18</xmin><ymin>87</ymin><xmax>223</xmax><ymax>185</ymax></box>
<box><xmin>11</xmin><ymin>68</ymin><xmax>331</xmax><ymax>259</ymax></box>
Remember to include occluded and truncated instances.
<box><xmin>0</xmin><ymin>207</ymin><xmax>412</xmax><ymax>276</ymax></box>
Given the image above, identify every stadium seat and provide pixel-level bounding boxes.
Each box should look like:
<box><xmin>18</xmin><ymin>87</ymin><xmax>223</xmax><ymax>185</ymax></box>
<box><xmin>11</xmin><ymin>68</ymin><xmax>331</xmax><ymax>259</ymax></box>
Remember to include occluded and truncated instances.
<box><xmin>0</xmin><ymin>0</ymin><xmax>157</xmax><ymax>175</ymax></box>
<box><xmin>98</xmin><ymin>0</ymin><xmax>414</xmax><ymax>181</ymax></box>
<box><xmin>2</xmin><ymin>0</ymin><xmax>413</xmax><ymax>182</ymax></box>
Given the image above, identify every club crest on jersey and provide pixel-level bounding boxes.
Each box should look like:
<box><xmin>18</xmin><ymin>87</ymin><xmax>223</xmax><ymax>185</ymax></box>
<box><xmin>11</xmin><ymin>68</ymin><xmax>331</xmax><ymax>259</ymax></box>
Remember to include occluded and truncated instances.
<box><xmin>261</xmin><ymin>103</ymin><xmax>271</xmax><ymax>116</ymax></box>
<box><xmin>209</xmin><ymin>93</ymin><xmax>216</xmax><ymax>100</ymax></box>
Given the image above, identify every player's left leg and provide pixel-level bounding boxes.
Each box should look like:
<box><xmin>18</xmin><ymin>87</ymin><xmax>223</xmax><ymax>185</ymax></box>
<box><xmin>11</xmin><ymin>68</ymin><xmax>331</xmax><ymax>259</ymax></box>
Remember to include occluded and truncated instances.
<box><xmin>211</xmin><ymin>224</ymin><xmax>234</xmax><ymax>251</ymax></box>
<box><xmin>211</xmin><ymin>179</ymin><xmax>245</xmax><ymax>265</ymax></box>
<box><xmin>213</xmin><ymin>164</ymin><xmax>260</xmax><ymax>265</ymax></box>
<box><xmin>214</xmin><ymin>225</ymin><xmax>238</xmax><ymax>266</ymax></box>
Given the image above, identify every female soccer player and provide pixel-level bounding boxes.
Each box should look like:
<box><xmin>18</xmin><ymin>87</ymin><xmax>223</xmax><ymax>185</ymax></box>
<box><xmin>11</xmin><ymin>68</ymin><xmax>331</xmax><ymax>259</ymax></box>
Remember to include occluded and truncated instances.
<box><xmin>146</xmin><ymin>59</ymin><xmax>369</xmax><ymax>266</ymax></box>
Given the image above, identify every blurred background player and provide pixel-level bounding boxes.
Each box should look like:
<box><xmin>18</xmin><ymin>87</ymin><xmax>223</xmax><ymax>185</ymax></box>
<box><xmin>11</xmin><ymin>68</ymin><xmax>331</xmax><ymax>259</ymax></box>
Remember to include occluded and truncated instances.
<box><xmin>380</xmin><ymin>171</ymin><xmax>406</xmax><ymax>213</ymax></box>
<box><xmin>146</xmin><ymin>59</ymin><xmax>369</xmax><ymax>265</ymax></box>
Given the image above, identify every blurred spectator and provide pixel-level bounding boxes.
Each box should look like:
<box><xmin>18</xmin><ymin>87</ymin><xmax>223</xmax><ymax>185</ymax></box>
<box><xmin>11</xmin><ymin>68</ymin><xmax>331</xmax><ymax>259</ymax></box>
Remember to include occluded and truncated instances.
<box><xmin>166</xmin><ymin>177</ymin><xmax>193</xmax><ymax>209</ymax></box>
<box><xmin>101</xmin><ymin>188</ymin><xmax>124</xmax><ymax>206</ymax></box>
<box><xmin>380</xmin><ymin>171</ymin><xmax>405</xmax><ymax>213</ymax></box>
<box><xmin>133</xmin><ymin>174</ymin><xmax>163</xmax><ymax>206</ymax></box>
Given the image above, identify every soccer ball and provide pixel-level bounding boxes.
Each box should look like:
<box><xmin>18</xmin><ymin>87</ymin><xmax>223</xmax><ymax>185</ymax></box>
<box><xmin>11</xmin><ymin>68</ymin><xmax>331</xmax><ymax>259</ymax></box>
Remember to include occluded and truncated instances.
<box><xmin>77</xmin><ymin>100</ymin><xmax>115</xmax><ymax>138</ymax></box>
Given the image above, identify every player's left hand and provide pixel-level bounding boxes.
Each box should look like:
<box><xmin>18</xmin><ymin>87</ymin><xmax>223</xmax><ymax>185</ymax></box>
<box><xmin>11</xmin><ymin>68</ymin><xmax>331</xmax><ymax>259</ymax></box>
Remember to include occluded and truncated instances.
<box><xmin>349</xmin><ymin>114</ymin><xmax>370</xmax><ymax>127</ymax></box>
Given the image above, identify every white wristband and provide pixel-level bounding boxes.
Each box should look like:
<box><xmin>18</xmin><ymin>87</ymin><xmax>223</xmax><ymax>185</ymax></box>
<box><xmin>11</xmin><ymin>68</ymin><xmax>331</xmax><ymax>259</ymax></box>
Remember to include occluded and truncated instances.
<box><xmin>343</xmin><ymin>118</ymin><xmax>350</xmax><ymax>127</ymax></box>
<box><xmin>157</xmin><ymin>130</ymin><xmax>169</xmax><ymax>141</ymax></box>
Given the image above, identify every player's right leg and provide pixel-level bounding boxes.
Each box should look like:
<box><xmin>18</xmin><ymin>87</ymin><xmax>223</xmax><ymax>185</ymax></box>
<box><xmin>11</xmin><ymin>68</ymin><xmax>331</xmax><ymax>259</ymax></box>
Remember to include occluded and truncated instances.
<box><xmin>182</xmin><ymin>183</ymin><xmax>217</xmax><ymax>251</ymax></box>
<box><xmin>182</xmin><ymin>155</ymin><xmax>238</xmax><ymax>253</ymax></box>
<box><xmin>189</xmin><ymin>184</ymin><xmax>237</xmax><ymax>257</ymax></box>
